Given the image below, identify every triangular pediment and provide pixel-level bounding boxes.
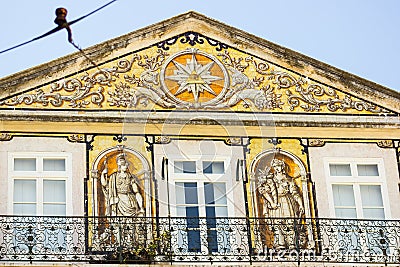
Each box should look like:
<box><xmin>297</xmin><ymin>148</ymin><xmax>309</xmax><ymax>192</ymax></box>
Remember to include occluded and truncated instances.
<box><xmin>0</xmin><ymin>11</ymin><xmax>399</xmax><ymax>115</ymax></box>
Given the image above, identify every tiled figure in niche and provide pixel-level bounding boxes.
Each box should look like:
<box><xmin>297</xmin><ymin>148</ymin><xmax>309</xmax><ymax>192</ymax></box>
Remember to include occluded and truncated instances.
<box><xmin>257</xmin><ymin>159</ymin><xmax>305</xmax><ymax>249</ymax></box>
<box><xmin>101</xmin><ymin>153</ymin><xmax>144</xmax><ymax>217</ymax></box>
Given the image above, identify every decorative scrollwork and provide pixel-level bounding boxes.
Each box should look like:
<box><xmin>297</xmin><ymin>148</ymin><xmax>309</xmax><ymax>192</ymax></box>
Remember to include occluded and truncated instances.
<box><xmin>67</xmin><ymin>134</ymin><xmax>85</xmax><ymax>143</ymax></box>
<box><xmin>0</xmin><ymin>133</ymin><xmax>13</xmax><ymax>141</ymax></box>
<box><xmin>154</xmin><ymin>136</ymin><xmax>171</xmax><ymax>144</ymax></box>
<box><xmin>203</xmin><ymin>35</ymin><xmax>228</xmax><ymax>51</ymax></box>
<box><xmin>268</xmin><ymin>138</ymin><xmax>282</xmax><ymax>146</ymax></box>
<box><xmin>284</xmin><ymin>78</ymin><xmax>387</xmax><ymax>113</ymax></box>
<box><xmin>107</xmin><ymin>49</ymin><xmax>175</xmax><ymax>109</ymax></box>
<box><xmin>309</xmin><ymin>139</ymin><xmax>325</xmax><ymax>147</ymax></box>
<box><xmin>113</xmin><ymin>135</ymin><xmax>127</xmax><ymax>143</ymax></box>
<box><xmin>180</xmin><ymin>32</ymin><xmax>205</xmax><ymax>46</ymax></box>
<box><xmin>246</xmin><ymin>56</ymin><xmax>271</xmax><ymax>75</ymax></box>
<box><xmin>157</xmin><ymin>32</ymin><xmax>228</xmax><ymax>52</ymax></box>
<box><xmin>0</xmin><ymin>216</ymin><xmax>397</xmax><ymax>264</ymax></box>
<box><xmin>218</xmin><ymin>50</ymin><xmax>249</xmax><ymax>72</ymax></box>
<box><xmin>156</xmin><ymin>36</ymin><xmax>179</xmax><ymax>51</ymax></box>
<box><xmin>224</xmin><ymin>137</ymin><xmax>242</xmax><ymax>146</ymax></box>
<box><xmin>377</xmin><ymin>140</ymin><xmax>393</xmax><ymax>148</ymax></box>
<box><xmin>0</xmin><ymin>70</ymin><xmax>107</xmax><ymax>108</ymax></box>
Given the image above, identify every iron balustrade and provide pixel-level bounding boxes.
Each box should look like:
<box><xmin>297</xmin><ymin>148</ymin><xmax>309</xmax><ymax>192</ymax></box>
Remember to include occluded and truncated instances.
<box><xmin>0</xmin><ymin>216</ymin><xmax>399</xmax><ymax>264</ymax></box>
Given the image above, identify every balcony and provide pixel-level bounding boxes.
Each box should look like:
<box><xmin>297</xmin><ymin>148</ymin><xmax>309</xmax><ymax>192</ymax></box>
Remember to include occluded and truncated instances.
<box><xmin>0</xmin><ymin>216</ymin><xmax>399</xmax><ymax>265</ymax></box>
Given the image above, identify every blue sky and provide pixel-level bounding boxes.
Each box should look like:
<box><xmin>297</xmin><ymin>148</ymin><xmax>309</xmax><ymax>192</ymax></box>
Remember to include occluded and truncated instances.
<box><xmin>0</xmin><ymin>0</ymin><xmax>399</xmax><ymax>91</ymax></box>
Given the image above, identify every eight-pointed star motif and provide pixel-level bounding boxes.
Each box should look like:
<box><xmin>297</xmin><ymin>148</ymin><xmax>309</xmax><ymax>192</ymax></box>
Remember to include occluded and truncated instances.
<box><xmin>166</xmin><ymin>54</ymin><xmax>222</xmax><ymax>103</ymax></box>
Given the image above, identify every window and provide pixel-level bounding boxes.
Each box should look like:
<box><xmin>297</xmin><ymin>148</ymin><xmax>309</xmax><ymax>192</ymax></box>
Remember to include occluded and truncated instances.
<box><xmin>327</xmin><ymin>160</ymin><xmax>387</xmax><ymax>219</ymax></box>
<box><xmin>332</xmin><ymin>184</ymin><xmax>385</xmax><ymax>219</ymax></box>
<box><xmin>204</xmin><ymin>182</ymin><xmax>229</xmax><ymax>252</ymax></box>
<box><xmin>329</xmin><ymin>164</ymin><xmax>351</xmax><ymax>176</ymax></box>
<box><xmin>175</xmin><ymin>181</ymin><xmax>229</xmax><ymax>253</ymax></box>
<box><xmin>326</xmin><ymin>158</ymin><xmax>391</xmax><ymax>255</ymax></box>
<box><xmin>9</xmin><ymin>153</ymin><xmax>71</xmax><ymax>252</ymax></box>
<box><xmin>172</xmin><ymin>159</ymin><xmax>232</xmax><ymax>254</ymax></box>
<box><xmin>174</xmin><ymin>161</ymin><xmax>196</xmax><ymax>174</ymax></box>
<box><xmin>175</xmin><ymin>182</ymin><xmax>201</xmax><ymax>252</ymax></box>
<box><xmin>203</xmin><ymin>161</ymin><xmax>224</xmax><ymax>174</ymax></box>
<box><xmin>10</xmin><ymin>154</ymin><xmax>70</xmax><ymax>216</ymax></box>
<box><xmin>357</xmin><ymin>164</ymin><xmax>379</xmax><ymax>176</ymax></box>
<box><xmin>174</xmin><ymin>160</ymin><xmax>225</xmax><ymax>175</ymax></box>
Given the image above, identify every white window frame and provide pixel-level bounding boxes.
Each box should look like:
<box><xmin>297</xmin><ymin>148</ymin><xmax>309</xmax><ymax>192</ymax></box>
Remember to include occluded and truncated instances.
<box><xmin>324</xmin><ymin>157</ymin><xmax>391</xmax><ymax>219</ymax></box>
<box><xmin>8</xmin><ymin>152</ymin><xmax>73</xmax><ymax>216</ymax></box>
<box><xmin>169</xmin><ymin>156</ymin><xmax>235</xmax><ymax>217</ymax></box>
<box><xmin>169</xmin><ymin>156</ymin><xmax>234</xmax><ymax>254</ymax></box>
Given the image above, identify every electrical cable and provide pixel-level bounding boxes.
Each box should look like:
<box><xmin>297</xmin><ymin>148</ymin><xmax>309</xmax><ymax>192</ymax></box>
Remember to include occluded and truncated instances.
<box><xmin>0</xmin><ymin>0</ymin><xmax>118</xmax><ymax>55</ymax></box>
<box><xmin>70</xmin><ymin>41</ymin><xmax>103</xmax><ymax>73</ymax></box>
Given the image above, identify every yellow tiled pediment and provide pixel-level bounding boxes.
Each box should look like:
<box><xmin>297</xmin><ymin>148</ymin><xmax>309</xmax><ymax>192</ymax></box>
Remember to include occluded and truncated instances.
<box><xmin>0</xmin><ymin>12</ymin><xmax>398</xmax><ymax>115</ymax></box>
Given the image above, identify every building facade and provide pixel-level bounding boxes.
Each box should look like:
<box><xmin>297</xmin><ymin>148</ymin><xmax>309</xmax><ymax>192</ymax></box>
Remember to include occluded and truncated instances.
<box><xmin>0</xmin><ymin>12</ymin><xmax>399</xmax><ymax>266</ymax></box>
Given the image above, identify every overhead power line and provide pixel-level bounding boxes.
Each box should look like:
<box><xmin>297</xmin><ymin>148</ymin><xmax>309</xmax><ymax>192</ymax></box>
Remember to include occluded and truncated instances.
<box><xmin>0</xmin><ymin>0</ymin><xmax>118</xmax><ymax>55</ymax></box>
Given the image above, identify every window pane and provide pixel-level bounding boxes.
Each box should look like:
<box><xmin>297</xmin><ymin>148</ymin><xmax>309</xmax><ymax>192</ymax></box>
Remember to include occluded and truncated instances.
<box><xmin>203</xmin><ymin>162</ymin><xmax>213</xmax><ymax>174</ymax></box>
<box><xmin>43</xmin><ymin>159</ymin><xmax>66</xmax><ymax>171</ymax></box>
<box><xmin>357</xmin><ymin>164</ymin><xmax>379</xmax><ymax>176</ymax></box>
<box><xmin>184</xmin><ymin>182</ymin><xmax>198</xmax><ymax>204</ymax></box>
<box><xmin>335</xmin><ymin>208</ymin><xmax>357</xmax><ymax>219</ymax></box>
<box><xmin>332</xmin><ymin>184</ymin><xmax>355</xmax><ymax>206</ymax></box>
<box><xmin>187</xmin><ymin>229</ymin><xmax>201</xmax><ymax>252</ymax></box>
<box><xmin>176</xmin><ymin>206</ymin><xmax>186</xmax><ymax>217</ymax></box>
<box><xmin>14</xmin><ymin>180</ymin><xmax>36</xmax><ymax>202</ymax></box>
<box><xmin>329</xmin><ymin>164</ymin><xmax>351</xmax><ymax>176</ymax></box>
<box><xmin>176</xmin><ymin>206</ymin><xmax>200</xmax><ymax>219</ymax></box>
<box><xmin>204</xmin><ymin>183</ymin><xmax>227</xmax><ymax>205</ymax></box>
<box><xmin>204</xmin><ymin>183</ymin><xmax>215</xmax><ymax>204</ymax></box>
<box><xmin>213</xmin><ymin>183</ymin><xmax>227</xmax><ymax>205</ymax></box>
<box><xmin>186</xmin><ymin>206</ymin><xmax>199</xmax><ymax>218</ymax></box>
<box><xmin>43</xmin><ymin>204</ymin><xmax>66</xmax><ymax>216</ymax></box>
<box><xmin>360</xmin><ymin>185</ymin><xmax>383</xmax><ymax>207</ymax></box>
<box><xmin>206</xmin><ymin>206</ymin><xmax>216</xmax><ymax>218</ymax></box>
<box><xmin>176</xmin><ymin>182</ymin><xmax>199</xmax><ymax>218</ymax></box>
<box><xmin>14</xmin><ymin>158</ymin><xmax>36</xmax><ymax>171</ymax></box>
<box><xmin>203</xmin><ymin>161</ymin><xmax>224</xmax><ymax>174</ymax></box>
<box><xmin>13</xmin><ymin>204</ymin><xmax>36</xmax><ymax>215</ymax></box>
<box><xmin>174</xmin><ymin>161</ymin><xmax>184</xmax><ymax>173</ymax></box>
<box><xmin>363</xmin><ymin>208</ymin><xmax>385</xmax><ymax>219</ymax></box>
<box><xmin>43</xmin><ymin>180</ymin><xmax>66</xmax><ymax>202</ymax></box>
<box><xmin>214</xmin><ymin>206</ymin><xmax>228</xmax><ymax>217</ymax></box>
<box><xmin>174</xmin><ymin>161</ymin><xmax>196</xmax><ymax>173</ymax></box>
<box><xmin>175</xmin><ymin>182</ymin><xmax>185</xmax><ymax>205</ymax></box>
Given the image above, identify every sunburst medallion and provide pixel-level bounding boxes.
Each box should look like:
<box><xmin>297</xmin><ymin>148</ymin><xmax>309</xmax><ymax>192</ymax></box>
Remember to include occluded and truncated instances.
<box><xmin>160</xmin><ymin>49</ymin><xmax>229</xmax><ymax>108</ymax></box>
<box><xmin>166</xmin><ymin>54</ymin><xmax>222</xmax><ymax>103</ymax></box>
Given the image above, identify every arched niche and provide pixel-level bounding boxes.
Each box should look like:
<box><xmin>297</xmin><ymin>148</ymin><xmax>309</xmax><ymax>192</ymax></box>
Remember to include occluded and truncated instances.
<box><xmin>90</xmin><ymin>145</ymin><xmax>151</xmax><ymax>217</ymax></box>
<box><xmin>249</xmin><ymin>148</ymin><xmax>314</xmax><ymax>249</ymax></box>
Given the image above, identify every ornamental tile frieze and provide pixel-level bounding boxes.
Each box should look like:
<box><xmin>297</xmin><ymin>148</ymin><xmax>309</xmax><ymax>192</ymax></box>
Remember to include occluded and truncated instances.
<box><xmin>0</xmin><ymin>32</ymin><xmax>391</xmax><ymax>114</ymax></box>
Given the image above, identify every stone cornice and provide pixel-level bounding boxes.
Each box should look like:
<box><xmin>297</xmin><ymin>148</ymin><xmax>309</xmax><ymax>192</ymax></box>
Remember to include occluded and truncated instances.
<box><xmin>0</xmin><ymin>110</ymin><xmax>398</xmax><ymax>129</ymax></box>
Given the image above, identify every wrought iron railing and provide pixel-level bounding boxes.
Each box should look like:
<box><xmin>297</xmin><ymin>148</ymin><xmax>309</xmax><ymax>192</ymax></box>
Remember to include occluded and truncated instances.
<box><xmin>0</xmin><ymin>216</ymin><xmax>399</xmax><ymax>264</ymax></box>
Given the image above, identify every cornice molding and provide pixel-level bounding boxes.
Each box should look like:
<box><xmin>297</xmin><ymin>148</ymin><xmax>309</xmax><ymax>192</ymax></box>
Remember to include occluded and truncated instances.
<box><xmin>0</xmin><ymin>110</ymin><xmax>398</xmax><ymax>129</ymax></box>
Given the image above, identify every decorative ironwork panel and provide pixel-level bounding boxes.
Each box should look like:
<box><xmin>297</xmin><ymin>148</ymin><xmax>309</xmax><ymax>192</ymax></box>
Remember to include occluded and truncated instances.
<box><xmin>155</xmin><ymin>217</ymin><xmax>251</xmax><ymax>262</ymax></box>
<box><xmin>0</xmin><ymin>216</ymin><xmax>399</xmax><ymax>264</ymax></box>
<box><xmin>317</xmin><ymin>219</ymin><xmax>400</xmax><ymax>264</ymax></box>
<box><xmin>0</xmin><ymin>216</ymin><xmax>87</xmax><ymax>261</ymax></box>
